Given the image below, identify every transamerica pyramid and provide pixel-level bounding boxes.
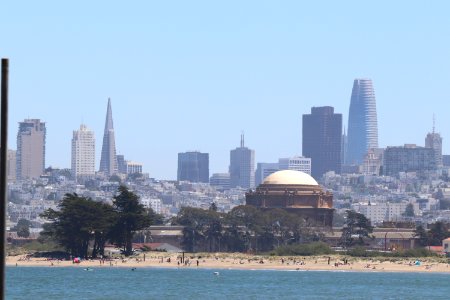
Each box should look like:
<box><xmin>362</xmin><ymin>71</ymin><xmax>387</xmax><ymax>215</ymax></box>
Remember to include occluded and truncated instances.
<box><xmin>99</xmin><ymin>98</ymin><xmax>118</xmax><ymax>176</ymax></box>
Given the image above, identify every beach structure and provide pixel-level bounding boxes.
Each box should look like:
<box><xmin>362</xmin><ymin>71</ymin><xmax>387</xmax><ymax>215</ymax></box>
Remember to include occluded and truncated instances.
<box><xmin>444</xmin><ymin>238</ymin><xmax>450</xmax><ymax>256</ymax></box>
<box><xmin>245</xmin><ymin>170</ymin><xmax>334</xmax><ymax>226</ymax></box>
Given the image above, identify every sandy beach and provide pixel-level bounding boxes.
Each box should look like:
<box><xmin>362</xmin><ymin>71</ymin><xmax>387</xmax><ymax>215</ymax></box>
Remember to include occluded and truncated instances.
<box><xmin>6</xmin><ymin>253</ymin><xmax>450</xmax><ymax>273</ymax></box>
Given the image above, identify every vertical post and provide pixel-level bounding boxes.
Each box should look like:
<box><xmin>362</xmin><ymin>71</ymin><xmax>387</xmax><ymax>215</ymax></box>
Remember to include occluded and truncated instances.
<box><xmin>1</xmin><ymin>58</ymin><xmax>9</xmax><ymax>300</ymax></box>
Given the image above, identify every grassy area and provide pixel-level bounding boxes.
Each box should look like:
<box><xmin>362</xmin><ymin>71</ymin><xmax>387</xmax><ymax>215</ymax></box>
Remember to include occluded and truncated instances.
<box><xmin>269</xmin><ymin>242</ymin><xmax>443</xmax><ymax>259</ymax></box>
<box><xmin>270</xmin><ymin>242</ymin><xmax>333</xmax><ymax>256</ymax></box>
<box><xmin>6</xmin><ymin>240</ymin><xmax>64</xmax><ymax>256</ymax></box>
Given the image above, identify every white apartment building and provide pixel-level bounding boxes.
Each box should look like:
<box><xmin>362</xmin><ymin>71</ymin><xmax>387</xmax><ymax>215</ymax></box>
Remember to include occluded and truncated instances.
<box><xmin>141</xmin><ymin>198</ymin><xmax>162</xmax><ymax>214</ymax></box>
<box><xmin>352</xmin><ymin>201</ymin><xmax>414</xmax><ymax>224</ymax></box>
<box><xmin>71</xmin><ymin>124</ymin><xmax>95</xmax><ymax>178</ymax></box>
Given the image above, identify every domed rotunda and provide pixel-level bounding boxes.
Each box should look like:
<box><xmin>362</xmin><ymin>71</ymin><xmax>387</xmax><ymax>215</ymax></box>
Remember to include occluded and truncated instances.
<box><xmin>245</xmin><ymin>170</ymin><xmax>334</xmax><ymax>227</ymax></box>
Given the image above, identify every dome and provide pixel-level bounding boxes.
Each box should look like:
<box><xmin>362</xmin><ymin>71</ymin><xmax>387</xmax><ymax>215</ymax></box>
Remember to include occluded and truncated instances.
<box><xmin>262</xmin><ymin>170</ymin><xmax>318</xmax><ymax>186</ymax></box>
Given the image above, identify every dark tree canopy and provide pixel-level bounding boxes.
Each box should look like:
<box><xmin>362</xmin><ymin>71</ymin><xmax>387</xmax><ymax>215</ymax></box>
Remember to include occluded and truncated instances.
<box><xmin>172</xmin><ymin>205</ymin><xmax>323</xmax><ymax>253</ymax></box>
<box><xmin>341</xmin><ymin>210</ymin><xmax>374</xmax><ymax>247</ymax></box>
<box><xmin>41</xmin><ymin>193</ymin><xmax>117</xmax><ymax>258</ymax></box>
<box><xmin>110</xmin><ymin>186</ymin><xmax>152</xmax><ymax>255</ymax></box>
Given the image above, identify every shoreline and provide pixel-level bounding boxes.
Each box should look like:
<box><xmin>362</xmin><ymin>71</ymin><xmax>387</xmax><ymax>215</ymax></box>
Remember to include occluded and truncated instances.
<box><xmin>6</xmin><ymin>253</ymin><xmax>450</xmax><ymax>274</ymax></box>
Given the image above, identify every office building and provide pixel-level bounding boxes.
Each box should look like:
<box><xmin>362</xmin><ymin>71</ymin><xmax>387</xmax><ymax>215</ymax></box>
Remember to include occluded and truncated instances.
<box><xmin>99</xmin><ymin>98</ymin><xmax>118</xmax><ymax>176</ymax></box>
<box><xmin>425</xmin><ymin>124</ymin><xmax>443</xmax><ymax>167</ymax></box>
<box><xmin>443</xmin><ymin>155</ymin><xmax>450</xmax><ymax>167</ymax></box>
<box><xmin>255</xmin><ymin>162</ymin><xmax>279</xmax><ymax>186</ymax></box>
<box><xmin>210</xmin><ymin>173</ymin><xmax>230</xmax><ymax>191</ymax></box>
<box><xmin>7</xmin><ymin>149</ymin><xmax>16</xmax><ymax>181</ymax></box>
<box><xmin>229</xmin><ymin>134</ymin><xmax>255</xmax><ymax>189</ymax></box>
<box><xmin>177</xmin><ymin>151</ymin><xmax>209</xmax><ymax>183</ymax></box>
<box><xmin>384</xmin><ymin>144</ymin><xmax>436</xmax><ymax>176</ymax></box>
<box><xmin>347</xmin><ymin>79</ymin><xmax>378</xmax><ymax>165</ymax></box>
<box><xmin>16</xmin><ymin>119</ymin><xmax>46</xmax><ymax>179</ymax></box>
<box><xmin>71</xmin><ymin>124</ymin><xmax>95</xmax><ymax>179</ymax></box>
<box><xmin>361</xmin><ymin>148</ymin><xmax>384</xmax><ymax>176</ymax></box>
<box><xmin>278</xmin><ymin>156</ymin><xmax>311</xmax><ymax>175</ymax></box>
<box><xmin>116</xmin><ymin>154</ymin><xmax>126</xmax><ymax>174</ymax></box>
<box><xmin>302</xmin><ymin>106</ymin><xmax>342</xmax><ymax>179</ymax></box>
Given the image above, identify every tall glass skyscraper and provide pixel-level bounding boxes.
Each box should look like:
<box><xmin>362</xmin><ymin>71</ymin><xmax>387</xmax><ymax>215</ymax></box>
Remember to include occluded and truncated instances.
<box><xmin>346</xmin><ymin>78</ymin><xmax>378</xmax><ymax>165</ymax></box>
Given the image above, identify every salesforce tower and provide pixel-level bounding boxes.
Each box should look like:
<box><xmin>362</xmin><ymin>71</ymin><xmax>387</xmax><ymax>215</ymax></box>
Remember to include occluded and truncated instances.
<box><xmin>346</xmin><ymin>78</ymin><xmax>378</xmax><ymax>165</ymax></box>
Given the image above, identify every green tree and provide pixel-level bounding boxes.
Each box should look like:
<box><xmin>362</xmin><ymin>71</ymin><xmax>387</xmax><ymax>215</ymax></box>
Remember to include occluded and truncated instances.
<box><xmin>111</xmin><ymin>186</ymin><xmax>152</xmax><ymax>256</ymax></box>
<box><xmin>14</xmin><ymin>219</ymin><xmax>31</xmax><ymax>238</ymax></box>
<box><xmin>427</xmin><ymin>222</ymin><xmax>449</xmax><ymax>246</ymax></box>
<box><xmin>414</xmin><ymin>225</ymin><xmax>429</xmax><ymax>247</ymax></box>
<box><xmin>41</xmin><ymin>193</ymin><xmax>114</xmax><ymax>258</ymax></box>
<box><xmin>341</xmin><ymin>210</ymin><xmax>374</xmax><ymax>247</ymax></box>
<box><xmin>403</xmin><ymin>203</ymin><xmax>415</xmax><ymax>217</ymax></box>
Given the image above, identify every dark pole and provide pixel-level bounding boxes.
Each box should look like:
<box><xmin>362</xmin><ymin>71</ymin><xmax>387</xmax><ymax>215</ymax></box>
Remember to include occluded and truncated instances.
<box><xmin>1</xmin><ymin>58</ymin><xmax>9</xmax><ymax>300</ymax></box>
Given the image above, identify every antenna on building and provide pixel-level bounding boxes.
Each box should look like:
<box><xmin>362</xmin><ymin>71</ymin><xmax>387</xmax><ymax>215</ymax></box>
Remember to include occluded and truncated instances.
<box><xmin>432</xmin><ymin>114</ymin><xmax>435</xmax><ymax>134</ymax></box>
<box><xmin>240</xmin><ymin>131</ymin><xmax>244</xmax><ymax>147</ymax></box>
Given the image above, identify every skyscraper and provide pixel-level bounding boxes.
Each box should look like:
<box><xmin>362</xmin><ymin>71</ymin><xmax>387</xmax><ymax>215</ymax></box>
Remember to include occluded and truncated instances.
<box><xmin>16</xmin><ymin>119</ymin><xmax>46</xmax><ymax>179</ymax></box>
<box><xmin>99</xmin><ymin>98</ymin><xmax>118</xmax><ymax>176</ymax></box>
<box><xmin>302</xmin><ymin>106</ymin><xmax>342</xmax><ymax>179</ymax></box>
<box><xmin>177</xmin><ymin>151</ymin><xmax>209</xmax><ymax>183</ymax></box>
<box><xmin>229</xmin><ymin>134</ymin><xmax>255</xmax><ymax>189</ymax></box>
<box><xmin>71</xmin><ymin>124</ymin><xmax>95</xmax><ymax>179</ymax></box>
<box><xmin>425</xmin><ymin>118</ymin><xmax>443</xmax><ymax>167</ymax></box>
<box><xmin>347</xmin><ymin>78</ymin><xmax>378</xmax><ymax>165</ymax></box>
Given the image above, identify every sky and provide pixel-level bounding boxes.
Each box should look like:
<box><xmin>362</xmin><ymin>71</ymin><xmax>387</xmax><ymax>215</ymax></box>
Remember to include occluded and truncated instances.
<box><xmin>1</xmin><ymin>1</ymin><xmax>450</xmax><ymax>180</ymax></box>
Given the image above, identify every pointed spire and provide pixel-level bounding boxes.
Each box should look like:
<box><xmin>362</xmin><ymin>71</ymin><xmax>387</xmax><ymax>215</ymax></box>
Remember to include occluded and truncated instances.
<box><xmin>104</xmin><ymin>97</ymin><xmax>114</xmax><ymax>133</ymax></box>
<box><xmin>99</xmin><ymin>98</ymin><xmax>118</xmax><ymax>175</ymax></box>
<box><xmin>240</xmin><ymin>132</ymin><xmax>245</xmax><ymax>148</ymax></box>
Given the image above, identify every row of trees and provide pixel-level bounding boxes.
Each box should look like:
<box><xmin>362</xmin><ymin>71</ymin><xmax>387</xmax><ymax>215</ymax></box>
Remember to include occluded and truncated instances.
<box><xmin>172</xmin><ymin>205</ymin><xmax>327</xmax><ymax>253</ymax></box>
<box><xmin>41</xmin><ymin>186</ymin><xmax>160</xmax><ymax>258</ymax></box>
<box><xmin>414</xmin><ymin>221</ymin><xmax>450</xmax><ymax>246</ymax></box>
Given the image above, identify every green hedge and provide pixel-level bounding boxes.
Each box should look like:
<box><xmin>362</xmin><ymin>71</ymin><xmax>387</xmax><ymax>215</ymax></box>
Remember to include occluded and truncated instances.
<box><xmin>272</xmin><ymin>242</ymin><xmax>333</xmax><ymax>256</ymax></box>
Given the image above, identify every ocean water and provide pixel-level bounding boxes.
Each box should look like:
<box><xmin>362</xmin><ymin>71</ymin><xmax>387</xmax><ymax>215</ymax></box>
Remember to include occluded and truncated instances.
<box><xmin>6</xmin><ymin>267</ymin><xmax>450</xmax><ymax>299</ymax></box>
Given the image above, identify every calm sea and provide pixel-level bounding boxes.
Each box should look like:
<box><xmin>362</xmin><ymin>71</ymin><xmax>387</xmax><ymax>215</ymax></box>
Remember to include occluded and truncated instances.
<box><xmin>6</xmin><ymin>267</ymin><xmax>450</xmax><ymax>299</ymax></box>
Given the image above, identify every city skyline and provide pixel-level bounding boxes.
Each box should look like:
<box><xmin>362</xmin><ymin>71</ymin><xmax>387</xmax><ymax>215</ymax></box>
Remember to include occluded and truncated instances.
<box><xmin>2</xmin><ymin>1</ymin><xmax>450</xmax><ymax>179</ymax></box>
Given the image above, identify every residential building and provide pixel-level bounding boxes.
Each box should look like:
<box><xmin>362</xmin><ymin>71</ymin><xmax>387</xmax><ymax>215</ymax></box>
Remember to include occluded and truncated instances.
<box><xmin>125</xmin><ymin>161</ymin><xmax>143</xmax><ymax>174</ymax></box>
<box><xmin>229</xmin><ymin>134</ymin><xmax>255</xmax><ymax>189</ymax></box>
<box><xmin>302</xmin><ymin>106</ymin><xmax>342</xmax><ymax>179</ymax></box>
<box><xmin>71</xmin><ymin>124</ymin><xmax>95</xmax><ymax>179</ymax></box>
<box><xmin>177</xmin><ymin>151</ymin><xmax>209</xmax><ymax>183</ymax></box>
<box><xmin>16</xmin><ymin>119</ymin><xmax>46</xmax><ymax>179</ymax></box>
<box><xmin>347</xmin><ymin>79</ymin><xmax>378</xmax><ymax>165</ymax></box>
<box><xmin>99</xmin><ymin>98</ymin><xmax>118</xmax><ymax>176</ymax></box>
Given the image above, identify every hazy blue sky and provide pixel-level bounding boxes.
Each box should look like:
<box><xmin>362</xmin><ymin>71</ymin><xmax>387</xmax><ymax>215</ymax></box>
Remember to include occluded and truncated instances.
<box><xmin>2</xmin><ymin>1</ymin><xmax>450</xmax><ymax>179</ymax></box>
